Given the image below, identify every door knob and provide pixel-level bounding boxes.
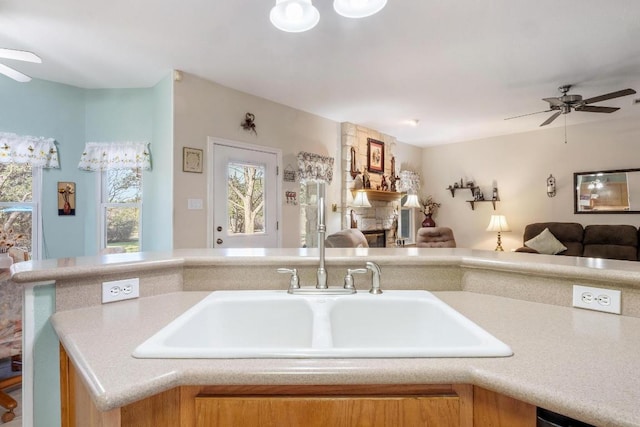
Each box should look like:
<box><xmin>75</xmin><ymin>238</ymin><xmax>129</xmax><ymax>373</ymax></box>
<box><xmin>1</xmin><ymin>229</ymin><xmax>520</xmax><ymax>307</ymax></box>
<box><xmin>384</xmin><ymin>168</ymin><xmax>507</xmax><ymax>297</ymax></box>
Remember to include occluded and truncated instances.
<box><xmin>217</xmin><ymin>226</ymin><xmax>222</xmax><ymax>232</ymax></box>
<box><xmin>216</xmin><ymin>238</ymin><xmax>223</xmax><ymax>245</ymax></box>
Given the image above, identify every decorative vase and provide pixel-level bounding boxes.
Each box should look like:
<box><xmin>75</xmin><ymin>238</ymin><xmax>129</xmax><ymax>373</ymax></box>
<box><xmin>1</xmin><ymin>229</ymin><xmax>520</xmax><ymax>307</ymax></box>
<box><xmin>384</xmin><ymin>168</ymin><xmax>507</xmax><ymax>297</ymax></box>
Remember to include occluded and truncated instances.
<box><xmin>63</xmin><ymin>201</ymin><xmax>71</xmax><ymax>215</ymax></box>
<box><xmin>422</xmin><ymin>213</ymin><xmax>436</xmax><ymax>227</ymax></box>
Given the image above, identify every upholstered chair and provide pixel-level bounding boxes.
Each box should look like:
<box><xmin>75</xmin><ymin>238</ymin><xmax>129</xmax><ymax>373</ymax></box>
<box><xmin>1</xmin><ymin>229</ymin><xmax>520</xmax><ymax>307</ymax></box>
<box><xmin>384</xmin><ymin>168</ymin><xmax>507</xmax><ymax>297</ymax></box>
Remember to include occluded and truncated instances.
<box><xmin>416</xmin><ymin>227</ymin><xmax>456</xmax><ymax>248</ymax></box>
<box><xmin>325</xmin><ymin>229</ymin><xmax>370</xmax><ymax>248</ymax></box>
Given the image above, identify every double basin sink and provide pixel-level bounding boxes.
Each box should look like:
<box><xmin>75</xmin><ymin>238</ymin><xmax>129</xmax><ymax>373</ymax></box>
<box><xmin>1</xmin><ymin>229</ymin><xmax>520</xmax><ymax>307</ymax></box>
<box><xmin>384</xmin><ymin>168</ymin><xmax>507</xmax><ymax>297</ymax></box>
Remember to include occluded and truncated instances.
<box><xmin>133</xmin><ymin>291</ymin><xmax>513</xmax><ymax>358</ymax></box>
<box><xmin>133</xmin><ymin>290</ymin><xmax>512</xmax><ymax>359</ymax></box>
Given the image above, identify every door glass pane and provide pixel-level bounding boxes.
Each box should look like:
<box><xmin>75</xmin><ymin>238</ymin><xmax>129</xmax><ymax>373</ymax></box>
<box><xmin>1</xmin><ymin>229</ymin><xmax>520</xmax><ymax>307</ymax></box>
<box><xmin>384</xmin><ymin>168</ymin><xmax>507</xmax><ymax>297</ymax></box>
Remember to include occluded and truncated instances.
<box><xmin>106</xmin><ymin>207</ymin><xmax>140</xmax><ymax>252</ymax></box>
<box><xmin>227</xmin><ymin>162</ymin><xmax>265</xmax><ymax>235</ymax></box>
<box><xmin>106</xmin><ymin>169</ymin><xmax>141</xmax><ymax>203</ymax></box>
<box><xmin>0</xmin><ymin>163</ymin><xmax>32</xmax><ymax>202</ymax></box>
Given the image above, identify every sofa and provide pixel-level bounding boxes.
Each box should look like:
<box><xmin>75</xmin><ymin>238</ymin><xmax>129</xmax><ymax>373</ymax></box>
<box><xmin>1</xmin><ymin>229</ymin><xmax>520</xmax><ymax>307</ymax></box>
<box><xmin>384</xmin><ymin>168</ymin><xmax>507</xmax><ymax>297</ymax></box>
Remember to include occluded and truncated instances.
<box><xmin>515</xmin><ymin>222</ymin><xmax>640</xmax><ymax>261</ymax></box>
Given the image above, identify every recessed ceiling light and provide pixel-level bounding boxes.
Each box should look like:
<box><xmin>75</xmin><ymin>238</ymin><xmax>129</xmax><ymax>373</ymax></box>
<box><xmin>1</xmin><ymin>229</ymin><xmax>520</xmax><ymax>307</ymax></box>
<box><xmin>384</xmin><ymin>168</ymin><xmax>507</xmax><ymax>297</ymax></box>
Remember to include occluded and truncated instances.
<box><xmin>406</xmin><ymin>119</ymin><xmax>420</xmax><ymax>127</ymax></box>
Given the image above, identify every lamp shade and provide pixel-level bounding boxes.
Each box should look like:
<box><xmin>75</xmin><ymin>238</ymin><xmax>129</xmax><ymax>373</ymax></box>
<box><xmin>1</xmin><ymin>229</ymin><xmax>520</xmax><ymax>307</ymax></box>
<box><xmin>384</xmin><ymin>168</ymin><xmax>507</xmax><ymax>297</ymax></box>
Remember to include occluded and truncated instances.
<box><xmin>352</xmin><ymin>190</ymin><xmax>372</xmax><ymax>207</ymax></box>
<box><xmin>486</xmin><ymin>215</ymin><xmax>511</xmax><ymax>232</ymax></box>
<box><xmin>333</xmin><ymin>0</ymin><xmax>387</xmax><ymax>18</ymax></box>
<box><xmin>403</xmin><ymin>193</ymin><xmax>421</xmax><ymax>208</ymax></box>
<box><xmin>270</xmin><ymin>0</ymin><xmax>320</xmax><ymax>33</ymax></box>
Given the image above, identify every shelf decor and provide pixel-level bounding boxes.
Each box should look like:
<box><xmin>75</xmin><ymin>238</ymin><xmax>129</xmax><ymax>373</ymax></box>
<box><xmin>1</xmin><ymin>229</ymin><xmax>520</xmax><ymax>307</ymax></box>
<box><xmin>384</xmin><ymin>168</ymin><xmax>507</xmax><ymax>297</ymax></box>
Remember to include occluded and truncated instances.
<box><xmin>366</xmin><ymin>138</ymin><xmax>384</xmax><ymax>174</ymax></box>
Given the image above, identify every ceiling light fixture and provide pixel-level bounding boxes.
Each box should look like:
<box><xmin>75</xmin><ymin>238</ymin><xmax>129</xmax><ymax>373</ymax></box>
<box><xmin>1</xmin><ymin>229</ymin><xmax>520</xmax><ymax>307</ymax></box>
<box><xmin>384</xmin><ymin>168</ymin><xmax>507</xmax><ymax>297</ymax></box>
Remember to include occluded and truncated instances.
<box><xmin>270</xmin><ymin>0</ymin><xmax>320</xmax><ymax>33</ymax></box>
<box><xmin>333</xmin><ymin>0</ymin><xmax>388</xmax><ymax>18</ymax></box>
<box><xmin>270</xmin><ymin>0</ymin><xmax>386</xmax><ymax>32</ymax></box>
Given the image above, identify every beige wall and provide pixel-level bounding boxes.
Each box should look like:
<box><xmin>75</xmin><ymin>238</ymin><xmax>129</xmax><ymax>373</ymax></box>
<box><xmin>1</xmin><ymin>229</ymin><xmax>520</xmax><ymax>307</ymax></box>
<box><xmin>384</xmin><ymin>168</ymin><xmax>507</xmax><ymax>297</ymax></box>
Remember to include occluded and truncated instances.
<box><xmin>420</xmin><ymin>114</ymin><xmax>640</xmax><ymax>251</ymax></box>
<box><xmin>173</xmin><ymin>72</ymin><xmax>340</xmax><ymax>248</ymax></box>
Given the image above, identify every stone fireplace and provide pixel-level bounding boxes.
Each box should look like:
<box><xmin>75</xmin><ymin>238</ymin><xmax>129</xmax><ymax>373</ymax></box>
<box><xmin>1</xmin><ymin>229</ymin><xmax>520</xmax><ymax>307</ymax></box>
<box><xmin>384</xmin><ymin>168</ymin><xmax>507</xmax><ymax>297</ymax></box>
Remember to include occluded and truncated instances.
<box><xmin>340</xmin><ymin>123</ymin><xmax>401</xmax><ymax>247</ymax></box>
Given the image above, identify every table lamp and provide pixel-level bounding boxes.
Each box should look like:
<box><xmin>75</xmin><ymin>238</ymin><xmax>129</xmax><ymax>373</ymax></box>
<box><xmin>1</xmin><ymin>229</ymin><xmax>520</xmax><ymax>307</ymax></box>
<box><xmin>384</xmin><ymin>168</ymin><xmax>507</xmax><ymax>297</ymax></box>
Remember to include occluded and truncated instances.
<box><xmin>486</xmin><ymin>215</ymin><xmax>511</xmax><ymax>251</ymax></box>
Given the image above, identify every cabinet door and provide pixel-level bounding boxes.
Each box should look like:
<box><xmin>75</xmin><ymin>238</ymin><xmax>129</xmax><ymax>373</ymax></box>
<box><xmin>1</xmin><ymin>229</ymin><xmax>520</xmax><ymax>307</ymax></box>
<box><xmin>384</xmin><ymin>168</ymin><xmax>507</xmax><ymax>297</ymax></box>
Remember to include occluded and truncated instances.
<box><xmin>195</xmin><ymin>395</ymin><xmax>460</xmax><ymax>427</ymax></box>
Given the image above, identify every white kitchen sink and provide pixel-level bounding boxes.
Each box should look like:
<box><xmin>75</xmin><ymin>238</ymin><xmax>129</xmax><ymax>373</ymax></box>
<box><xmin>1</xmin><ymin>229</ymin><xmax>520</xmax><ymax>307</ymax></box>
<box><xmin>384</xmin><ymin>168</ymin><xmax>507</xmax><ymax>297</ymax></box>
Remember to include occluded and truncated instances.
<box><xmin>133</xmin><ymin>290</ymin><xmax>512</xmax><ymax>358</ymax></box>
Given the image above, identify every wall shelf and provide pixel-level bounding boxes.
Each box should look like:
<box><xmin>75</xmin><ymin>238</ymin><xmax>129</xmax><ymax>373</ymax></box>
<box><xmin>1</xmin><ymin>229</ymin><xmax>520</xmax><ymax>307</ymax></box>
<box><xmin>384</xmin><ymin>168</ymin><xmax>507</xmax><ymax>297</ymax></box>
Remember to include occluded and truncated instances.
<box><xmin>351</xmin><ymin>189</ymin><xmax>403</xmax><ymax>203</ymax></box>
<box><xmin>447</xmin><ymin>186</ymin><xmax>478</xmax><ymax>197</ymax></box>
<box><xmin>466</xmin><ymin>200</ymin><xmax>498</xmax><ymax>210</ymax></box>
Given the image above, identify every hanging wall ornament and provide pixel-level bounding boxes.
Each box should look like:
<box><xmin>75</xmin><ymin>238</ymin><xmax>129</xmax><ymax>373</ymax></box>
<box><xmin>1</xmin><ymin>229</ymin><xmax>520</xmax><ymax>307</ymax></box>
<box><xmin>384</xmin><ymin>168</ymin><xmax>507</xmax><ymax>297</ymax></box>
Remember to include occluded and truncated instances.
<box><xmin>241</xmin><ymin>113</ymin><xmax>257</xmax><ymax>135</ymax></box>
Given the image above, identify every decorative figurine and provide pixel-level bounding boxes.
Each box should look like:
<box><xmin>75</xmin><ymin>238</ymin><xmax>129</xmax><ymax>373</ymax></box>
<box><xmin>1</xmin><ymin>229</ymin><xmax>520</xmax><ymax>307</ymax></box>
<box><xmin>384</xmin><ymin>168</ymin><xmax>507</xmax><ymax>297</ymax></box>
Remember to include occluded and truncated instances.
<box><xmin>381</xmin><ymin>175</ymin><xmax>389</xmax><ymax>191</ymax></box>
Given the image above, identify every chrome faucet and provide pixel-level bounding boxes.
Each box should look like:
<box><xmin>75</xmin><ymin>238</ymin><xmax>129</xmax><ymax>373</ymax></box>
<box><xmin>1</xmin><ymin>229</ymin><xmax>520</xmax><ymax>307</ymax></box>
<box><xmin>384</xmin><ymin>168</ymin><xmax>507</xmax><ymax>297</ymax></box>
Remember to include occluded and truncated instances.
<box><xmin>277</xmin><ymin>182</ymin><xmax>382</xmax><ymax>295</ymax></box>
<box><xmin>366</xmin><ymin>261</ymin><xmax>383</xmax><ymax>294</ymax></box>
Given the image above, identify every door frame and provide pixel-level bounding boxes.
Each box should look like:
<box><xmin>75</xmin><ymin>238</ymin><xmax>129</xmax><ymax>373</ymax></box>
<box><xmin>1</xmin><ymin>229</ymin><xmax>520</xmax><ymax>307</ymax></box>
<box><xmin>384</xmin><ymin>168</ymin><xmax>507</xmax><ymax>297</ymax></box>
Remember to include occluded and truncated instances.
<box><xmin>207</xmin><ymin>137</ymin><xmax>283</xmax><ymax>248</ymax></box>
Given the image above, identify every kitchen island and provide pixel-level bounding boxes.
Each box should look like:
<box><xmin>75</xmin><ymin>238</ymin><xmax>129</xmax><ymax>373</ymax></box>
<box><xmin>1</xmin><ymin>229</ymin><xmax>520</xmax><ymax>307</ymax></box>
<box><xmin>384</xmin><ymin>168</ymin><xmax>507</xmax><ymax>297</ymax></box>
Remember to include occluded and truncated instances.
<box><xmin>12</xmin><ymin>248</ymin><xmax>640</xmax><ymax>426</ymax></box>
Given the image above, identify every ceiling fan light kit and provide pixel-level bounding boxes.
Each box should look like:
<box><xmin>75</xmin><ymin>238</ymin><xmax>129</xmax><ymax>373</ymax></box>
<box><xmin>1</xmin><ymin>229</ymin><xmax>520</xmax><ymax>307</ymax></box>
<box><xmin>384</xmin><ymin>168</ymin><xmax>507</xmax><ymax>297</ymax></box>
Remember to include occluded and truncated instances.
<box><xmin>0</xmin><ymin>47</ymin><xmax>42</xmax><ymax>83</ymax></box>
<box><xmin>270</xmin><ymin>0</ymin><xmax>386</xmax><ymax>32</ymax></box>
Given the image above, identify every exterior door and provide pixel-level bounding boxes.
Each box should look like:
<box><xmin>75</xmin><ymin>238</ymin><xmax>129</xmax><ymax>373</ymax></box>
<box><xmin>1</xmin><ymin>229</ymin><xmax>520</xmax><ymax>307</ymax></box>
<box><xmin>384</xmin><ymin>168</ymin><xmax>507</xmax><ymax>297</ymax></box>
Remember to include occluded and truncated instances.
<box><xmin>210</xmin><ymin>139</ymin><xmax>280</xmax><ymax>248</ymax></box>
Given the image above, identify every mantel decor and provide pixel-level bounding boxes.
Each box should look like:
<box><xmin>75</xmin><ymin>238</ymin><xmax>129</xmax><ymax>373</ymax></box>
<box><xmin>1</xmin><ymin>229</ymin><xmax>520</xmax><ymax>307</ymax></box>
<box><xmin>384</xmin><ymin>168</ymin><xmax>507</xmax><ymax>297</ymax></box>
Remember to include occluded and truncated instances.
<box><xmin>367</xmin><ymin>138</ymin><xmax>384</xmax><ymax>174</ymax></box>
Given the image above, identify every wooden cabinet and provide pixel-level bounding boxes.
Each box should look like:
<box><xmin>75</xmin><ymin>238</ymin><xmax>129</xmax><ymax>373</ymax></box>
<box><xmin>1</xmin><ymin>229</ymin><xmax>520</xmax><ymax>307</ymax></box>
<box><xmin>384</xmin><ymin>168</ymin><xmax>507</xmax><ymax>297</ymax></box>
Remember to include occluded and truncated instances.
<box><xmin>60</xmin><ymin>346</ymin><xmax>535</xmax><ymax>427</ymax></box>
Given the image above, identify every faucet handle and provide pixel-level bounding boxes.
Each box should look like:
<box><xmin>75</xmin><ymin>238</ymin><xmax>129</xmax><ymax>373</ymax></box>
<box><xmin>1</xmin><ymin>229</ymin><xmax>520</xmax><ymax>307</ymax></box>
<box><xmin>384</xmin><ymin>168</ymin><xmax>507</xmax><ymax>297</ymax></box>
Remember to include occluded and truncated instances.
<box><xmin>277</xmin><ymin>268</ymin><xmax>300</xmax><ymax>293</ymax></box>
<box><xmin>344</xmin><ymin>267</ymin><xmax>368</xmax><ymax>290</ymax></box>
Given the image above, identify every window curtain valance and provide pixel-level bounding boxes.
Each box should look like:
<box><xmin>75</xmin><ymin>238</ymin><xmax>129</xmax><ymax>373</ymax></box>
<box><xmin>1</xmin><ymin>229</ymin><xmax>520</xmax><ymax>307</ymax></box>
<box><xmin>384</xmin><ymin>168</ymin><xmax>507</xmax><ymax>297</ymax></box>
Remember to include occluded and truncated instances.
<box><xmin>0</xmin><ymin>132</ymin><xmax>59</xmax><ymax>168</ymax></box>
<box><xmin>78</xmin><ymin>141</ymin><xmax>151</xmax><ymax>171</ymax></box>
<box><xmin>297</xmin><ymin>151</ymin><xmax>334</xmax><ymax>184</ymax></box>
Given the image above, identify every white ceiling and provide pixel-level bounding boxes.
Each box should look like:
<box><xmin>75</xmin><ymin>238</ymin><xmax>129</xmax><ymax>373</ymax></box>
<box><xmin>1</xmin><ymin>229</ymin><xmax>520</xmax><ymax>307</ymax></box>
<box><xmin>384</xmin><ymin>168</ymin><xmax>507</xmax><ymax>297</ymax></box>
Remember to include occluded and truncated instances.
<box><xmin>1</xmin><ymin>0</ymin><xmax>640</xmax><ymax>146</ymax></box>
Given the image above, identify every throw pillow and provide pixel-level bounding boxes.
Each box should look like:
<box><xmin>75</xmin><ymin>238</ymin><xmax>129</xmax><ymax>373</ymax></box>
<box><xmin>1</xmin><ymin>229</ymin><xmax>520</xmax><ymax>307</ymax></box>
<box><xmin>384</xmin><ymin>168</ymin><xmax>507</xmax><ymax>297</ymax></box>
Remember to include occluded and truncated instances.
<box><xmin>525</xmin><ymin>228</ymin><xmax>567</xmax><ymax>255</ymax></box>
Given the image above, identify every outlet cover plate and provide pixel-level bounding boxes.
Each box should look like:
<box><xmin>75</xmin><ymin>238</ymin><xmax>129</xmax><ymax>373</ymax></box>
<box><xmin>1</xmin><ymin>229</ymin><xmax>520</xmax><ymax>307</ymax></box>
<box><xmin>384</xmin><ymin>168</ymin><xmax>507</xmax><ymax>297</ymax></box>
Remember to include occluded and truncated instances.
<box><xmin>572</xmin><ymin>285</ymin><xmax>621</xmax><ymax>314</ymax></box>
<box><xmin>102</xmin><ymin>278</ymin><xmax>140</xmax><ymax>304</ymax></box>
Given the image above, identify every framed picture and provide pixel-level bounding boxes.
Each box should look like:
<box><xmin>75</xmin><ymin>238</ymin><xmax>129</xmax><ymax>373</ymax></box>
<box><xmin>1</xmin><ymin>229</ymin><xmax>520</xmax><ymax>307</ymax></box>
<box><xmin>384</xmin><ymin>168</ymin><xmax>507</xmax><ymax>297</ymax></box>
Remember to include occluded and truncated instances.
<box><xmin>183</xmin><ymin>147</ymin><xmax>203</xmax><ymax>173</ymax></box>
<box><xmin>58</xmin><ymin>182</ymin><xmax>76</xmax><ymax>216</ymax></box>
<box><xmin>367</xmin><ymin>138</ymin><xmax>385</xmax><ymax>174</ymax></box>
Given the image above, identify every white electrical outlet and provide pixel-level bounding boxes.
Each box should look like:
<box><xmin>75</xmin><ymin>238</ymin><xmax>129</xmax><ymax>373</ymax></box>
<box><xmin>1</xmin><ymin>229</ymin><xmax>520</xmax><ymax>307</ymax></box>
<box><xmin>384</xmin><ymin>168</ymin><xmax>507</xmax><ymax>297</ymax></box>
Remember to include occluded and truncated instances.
<box><xmin>572</xmin><ymin>285</ymin><xmax>621</xmax><ymax>314</ymax></box>
<box><xmin>102</xmin><ymin>278</ymin><xmax>140</xmax><ymax>303</ymax></box>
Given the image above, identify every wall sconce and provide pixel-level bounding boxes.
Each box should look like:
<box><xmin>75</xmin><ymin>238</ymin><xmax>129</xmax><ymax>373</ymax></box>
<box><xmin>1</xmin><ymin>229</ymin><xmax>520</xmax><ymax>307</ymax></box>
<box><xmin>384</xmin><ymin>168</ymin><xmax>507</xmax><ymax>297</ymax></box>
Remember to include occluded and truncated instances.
<box><xmin>547</xmin><ymin>174</ymin><xmax>556</xmax><ymax>198</ymax></box>
<box><xmin>486</xmin><ymin>214</ymin><xmax>511</xmax><ymax>251</ymax></box>
<box><xmin>349</xmin><ymin>146</ymin><xmax>361</xmax><ymax>180</ymax></box>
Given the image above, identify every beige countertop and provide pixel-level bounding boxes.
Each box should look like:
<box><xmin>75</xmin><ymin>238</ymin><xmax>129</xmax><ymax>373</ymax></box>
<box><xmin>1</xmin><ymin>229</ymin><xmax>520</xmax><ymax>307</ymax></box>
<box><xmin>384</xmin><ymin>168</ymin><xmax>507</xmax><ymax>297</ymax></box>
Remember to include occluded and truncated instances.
<box><xmin>51</xmin><ymin>289</ymin><xmax>640</xmax><ymax>427</ymax></box>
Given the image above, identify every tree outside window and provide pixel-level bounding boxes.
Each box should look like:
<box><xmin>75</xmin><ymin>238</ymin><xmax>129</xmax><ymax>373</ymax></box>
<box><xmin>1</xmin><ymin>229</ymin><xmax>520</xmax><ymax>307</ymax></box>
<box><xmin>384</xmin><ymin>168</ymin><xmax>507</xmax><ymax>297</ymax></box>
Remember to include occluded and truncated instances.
<box><xmin>0</xmin><ymin>163</ymin><xmax>33</xmax><ymax>255</ymax></box>
<box><xmin>102</xmin><ymin>169</ymin><xmax>142</xmax><ymax>252</ymax></box>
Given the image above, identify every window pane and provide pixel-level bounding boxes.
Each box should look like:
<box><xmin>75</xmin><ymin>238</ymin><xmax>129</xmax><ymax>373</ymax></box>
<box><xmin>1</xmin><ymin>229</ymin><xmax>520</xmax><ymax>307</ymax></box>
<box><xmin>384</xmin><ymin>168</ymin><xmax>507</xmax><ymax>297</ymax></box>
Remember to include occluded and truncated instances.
<box><xmin>106</xmin><ymin>207</ymin><xmax>140</xmax><ymax>252</ymax></box>
<box><xmin>106</xmin><ymin>169</ymin><xmax>141</xmax><ymax>203</ymax></box>
<box><xmin>0</xmin><ymin>207</ymin><xmax>32</xmax><ymax>254</ymax></box>
<box><xmin>227</xmin><ymin>162</ymin><xmax>265</xmax><ymax>235</ymax></box>
<box><xmin>0</xmin><ymin>163</ymin><xmax>32</xmax><ymax>202</ymax></box>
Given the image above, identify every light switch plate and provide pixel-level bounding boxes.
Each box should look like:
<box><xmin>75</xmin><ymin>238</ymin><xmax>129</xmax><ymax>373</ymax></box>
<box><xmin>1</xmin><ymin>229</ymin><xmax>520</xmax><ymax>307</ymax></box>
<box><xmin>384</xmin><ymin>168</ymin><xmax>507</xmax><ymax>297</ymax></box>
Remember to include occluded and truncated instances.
<box><xmin>188</xmin><ymin>198</ymin><xmax>203</xmax><ymax>210</ymax></box>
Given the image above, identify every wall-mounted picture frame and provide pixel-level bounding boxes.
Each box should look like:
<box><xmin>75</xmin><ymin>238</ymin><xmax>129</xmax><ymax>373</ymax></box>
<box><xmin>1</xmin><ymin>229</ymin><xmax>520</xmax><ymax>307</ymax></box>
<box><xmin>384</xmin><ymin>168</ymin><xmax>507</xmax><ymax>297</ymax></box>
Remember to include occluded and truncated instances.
<box><xmin>367</xmin><ymin>138</ymin><xmax>385</xmax><ymax>174</ymax></box>
<box><xmin>58</xmin><ymin>182</ymin><xmax>76</xmax><ymax>216</ymax></box>
<box><xmin>183</xmin><ymin>147</ymin><xmax>203</xmax><ymax>173</ymax></box>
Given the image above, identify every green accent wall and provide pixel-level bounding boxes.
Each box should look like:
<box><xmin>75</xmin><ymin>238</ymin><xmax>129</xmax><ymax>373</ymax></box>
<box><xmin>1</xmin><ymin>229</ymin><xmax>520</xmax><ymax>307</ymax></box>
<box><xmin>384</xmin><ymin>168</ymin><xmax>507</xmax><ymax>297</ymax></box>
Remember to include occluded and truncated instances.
<box><xmin>0</xmin><ymin>74</ymin><xmax>174</xmax><ymax>425</ymax></box>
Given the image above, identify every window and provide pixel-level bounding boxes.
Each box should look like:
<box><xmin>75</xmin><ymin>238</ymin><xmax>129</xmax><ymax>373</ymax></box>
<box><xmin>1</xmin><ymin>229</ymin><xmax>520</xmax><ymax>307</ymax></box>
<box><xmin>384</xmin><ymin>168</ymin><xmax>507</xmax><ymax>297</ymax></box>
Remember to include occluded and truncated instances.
<box><xmin>227</xmin><ymin>161</ymin><xmax>265</xmax><ymax>235</ymax></box>
<box><xmin>99</xmin><ymin>169</ymin><xmax>142</xmax><ymax>253</ymax></box>
<box><xmin>0</xmin><ymin>163</ymin><xmax>40</xmax><ymax>259</ymax></box>
<box><xmin>399</xmin><ymin>195</ymin><xmax>416</xmax><ymax>244</ymax></box>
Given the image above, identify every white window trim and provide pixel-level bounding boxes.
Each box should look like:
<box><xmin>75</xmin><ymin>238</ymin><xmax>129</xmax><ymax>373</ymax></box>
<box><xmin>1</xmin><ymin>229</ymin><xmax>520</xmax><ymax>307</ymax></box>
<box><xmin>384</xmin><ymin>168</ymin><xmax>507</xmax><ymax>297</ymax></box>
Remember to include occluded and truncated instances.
<box><xmin>97</xmin><ymin>171</ymin><xmax>143</xmax><ymax>252</ymax></box>
<box><xmin>0</xmin><ymin>166</ymin><xmax>42</xmax><ymax>259</ymax></box>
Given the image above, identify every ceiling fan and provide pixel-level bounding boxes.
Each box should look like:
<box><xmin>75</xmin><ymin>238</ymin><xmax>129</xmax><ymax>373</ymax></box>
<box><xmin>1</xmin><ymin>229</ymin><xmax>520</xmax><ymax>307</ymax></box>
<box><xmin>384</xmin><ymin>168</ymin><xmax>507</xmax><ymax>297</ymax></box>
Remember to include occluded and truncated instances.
<box><xmin>0</xmin><ymin>47</ymin><xmax>42</xmax><ymax>83</ymax></box>
<box><xmin>506</xmin><ymin>85</ymin><xmax>637</xmax><ymax>127</ymax></box>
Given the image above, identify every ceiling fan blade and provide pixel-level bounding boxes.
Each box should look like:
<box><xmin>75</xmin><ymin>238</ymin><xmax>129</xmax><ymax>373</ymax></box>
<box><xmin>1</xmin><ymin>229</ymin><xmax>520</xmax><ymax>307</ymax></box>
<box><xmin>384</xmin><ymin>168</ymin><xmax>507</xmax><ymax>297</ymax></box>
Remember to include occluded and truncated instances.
<box><xmin>0</xmin><ymin>48</ymin><xmax>42</xmax><ymax>63</ymax></box>
<box><xmin>575</xmin><ymin>105</ymin><xmax>619</xmax><ymax>113</ymax></box>
<box><xmin>504</xmin><ymin>109</ymin><xmax>554</xmax><ymax>120</ymax></box>
<box><xmin>583</xmin><ymin>88</ymin><xmax>636</xmax><ymax>105</ymax></box>
<box><xmin>543</xmin><ymin>97</ymin><xmax>564</xmax><ymax>107</ymax></box>
<box><xmin>540</xmin><ymin>111</ymin><xmax>561</xmax><ymax>127</ymax></box>
<box><xmin>0</xmin><ymin>63</ymin><xmax>32</xmax><ymax>82</ymax></box>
